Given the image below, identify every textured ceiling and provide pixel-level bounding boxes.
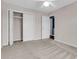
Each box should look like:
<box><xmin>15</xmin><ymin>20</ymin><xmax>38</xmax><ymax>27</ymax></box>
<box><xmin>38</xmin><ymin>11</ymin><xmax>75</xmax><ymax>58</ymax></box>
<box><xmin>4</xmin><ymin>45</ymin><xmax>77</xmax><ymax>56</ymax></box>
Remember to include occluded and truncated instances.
<box><xmin>3</xmin><ymin>0</ymin><xmax>76</xmax><ymax>14</ymax></box>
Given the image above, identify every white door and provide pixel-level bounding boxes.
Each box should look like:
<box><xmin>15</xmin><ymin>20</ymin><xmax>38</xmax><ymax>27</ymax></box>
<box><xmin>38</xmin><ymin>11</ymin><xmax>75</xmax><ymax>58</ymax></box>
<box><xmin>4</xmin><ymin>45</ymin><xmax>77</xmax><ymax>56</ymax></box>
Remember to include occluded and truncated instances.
<box><xmin>42</xmin><ymin>16</ymin><xmax>50</xmax><ymax>39</ymax></box>
<box><xmin>8</xmin><ymin>10</ymin><xmax>14</xmax><ymax>45</ymax></box>
<box><xmin>23</xmin><ymin>13</ymin><xmax>35</xmax><ymax>41</ymax></box>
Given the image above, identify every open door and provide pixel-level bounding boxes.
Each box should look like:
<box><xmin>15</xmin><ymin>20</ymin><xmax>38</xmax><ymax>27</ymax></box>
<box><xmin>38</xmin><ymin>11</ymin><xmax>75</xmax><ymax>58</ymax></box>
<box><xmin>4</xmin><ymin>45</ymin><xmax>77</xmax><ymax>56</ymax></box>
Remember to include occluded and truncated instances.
<box><xmin>50</xmin><ymin>16</ymin><xmax>55</xmax><ymax>39</ymax></box>
<box><xmin>42</xmin><ymin>16</ymin><xmax>50</xmax><ymax>39</ymax></box>
<box><xmin>8</xmin><ymin>10</ymin><xmax>14</xmax><ymax>46</ymax></box>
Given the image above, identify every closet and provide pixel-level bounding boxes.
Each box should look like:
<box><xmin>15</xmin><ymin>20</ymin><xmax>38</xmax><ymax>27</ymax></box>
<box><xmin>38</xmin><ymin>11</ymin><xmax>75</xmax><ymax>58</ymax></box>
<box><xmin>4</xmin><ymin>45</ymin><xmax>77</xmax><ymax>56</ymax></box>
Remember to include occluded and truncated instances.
<box><xmin>8</xmin><ymin>10</ymin><xmax>50</xmax><ymax>45</ymax></box>
<box><xmin>42</xmin><ymin>16</ymin><xmax>55</xmax><ymax>39</ymax></box>
<box><xmin>50</xmin><ymin>16</ymin><xmax>55</xmax><ymax>39</ymax></box>
<box><xmin>9</xmin><ymin>10</ymin><xmax>37</xmax><ymax>45</ymax></box>
<box><xmin>13</xmin><ymin>12</ymin><xmax>23</xmax><ymax>42</ymax></box>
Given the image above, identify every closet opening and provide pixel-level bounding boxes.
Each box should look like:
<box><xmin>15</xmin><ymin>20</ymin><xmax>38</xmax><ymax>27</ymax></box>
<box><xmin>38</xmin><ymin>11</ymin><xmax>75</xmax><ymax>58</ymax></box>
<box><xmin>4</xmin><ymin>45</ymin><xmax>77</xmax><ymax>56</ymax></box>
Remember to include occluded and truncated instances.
<box><xmin>13</xmin><ymin>12</ymin><xmax>23</xmax><ymax>43</ymax></box>
<box><xmin>50</xmin><ymin>16</ymin><xmax>55</xmax><ymax>40</ymax></box>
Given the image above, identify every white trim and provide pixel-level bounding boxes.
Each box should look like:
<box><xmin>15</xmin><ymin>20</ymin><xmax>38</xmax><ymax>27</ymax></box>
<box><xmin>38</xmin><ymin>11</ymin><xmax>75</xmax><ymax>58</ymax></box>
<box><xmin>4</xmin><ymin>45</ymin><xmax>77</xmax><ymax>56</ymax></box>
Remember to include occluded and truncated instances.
<box><xmin>10</xmin><ymin>9</ymin><xmax>36</xmax><ymax>15</ymax></box>
<box><xmin>8</xmin><ymin>9</ymin><xmax>24</xmax><ymax>46</ymax></box>
<box><xmin>8</xmin><ymin>9</ymin><xmax>37</xmax><ymax>46</ymax></box>
<box><xmin>55</xmin><ymin>39</ymin><xmax>77</xmax><ymax>48</ymax></box>
<box><xmin>9</xmin><ymin>9</ymin><xmax>13</xmax><ymax>45</ymax></box>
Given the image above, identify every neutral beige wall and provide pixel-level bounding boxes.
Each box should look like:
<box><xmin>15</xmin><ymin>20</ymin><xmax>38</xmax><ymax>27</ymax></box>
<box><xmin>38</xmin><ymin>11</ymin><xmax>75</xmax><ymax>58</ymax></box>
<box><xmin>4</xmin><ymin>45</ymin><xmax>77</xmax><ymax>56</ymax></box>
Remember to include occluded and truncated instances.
<box><xmin>49</xmin><ymin>2</ymin><xmax>77</xmax><ymax>47</ymax></box>
<box><xmin>34</xmin><ymin>15</ymin><xmax>42</xmax><ymax>40</ymax></box>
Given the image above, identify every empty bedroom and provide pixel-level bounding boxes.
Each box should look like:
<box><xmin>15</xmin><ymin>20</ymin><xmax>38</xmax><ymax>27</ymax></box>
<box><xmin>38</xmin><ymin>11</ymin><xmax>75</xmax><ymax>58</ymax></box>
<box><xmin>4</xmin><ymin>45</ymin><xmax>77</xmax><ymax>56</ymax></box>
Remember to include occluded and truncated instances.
<box><xmin>1</xmin><ymin>0</ymin><xmax>77</xmax><ymax>59</ymax></box>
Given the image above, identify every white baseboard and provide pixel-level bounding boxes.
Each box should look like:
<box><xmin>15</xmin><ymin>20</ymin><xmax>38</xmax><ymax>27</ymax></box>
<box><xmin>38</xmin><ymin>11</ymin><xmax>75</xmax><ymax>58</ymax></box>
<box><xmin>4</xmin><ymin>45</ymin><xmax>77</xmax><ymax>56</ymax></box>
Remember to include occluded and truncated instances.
<box><xmin>1</xmin><ymin>43</ymin><xmax>8</xmax><ymax>48</ymax></box>
<box><xmin>55</xmin><ymin>39</ymin><xmax>77</xmax><ymax>48</ymax></box>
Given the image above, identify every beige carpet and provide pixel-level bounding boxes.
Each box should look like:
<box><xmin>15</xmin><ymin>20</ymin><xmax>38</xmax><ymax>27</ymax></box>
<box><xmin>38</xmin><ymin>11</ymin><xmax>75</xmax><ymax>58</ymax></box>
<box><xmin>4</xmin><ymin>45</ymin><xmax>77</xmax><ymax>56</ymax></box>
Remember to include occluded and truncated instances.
<box><xmin>1</xmin><ymin>39</ymin><xmax>77</xmax><ymax>59</ymax></box>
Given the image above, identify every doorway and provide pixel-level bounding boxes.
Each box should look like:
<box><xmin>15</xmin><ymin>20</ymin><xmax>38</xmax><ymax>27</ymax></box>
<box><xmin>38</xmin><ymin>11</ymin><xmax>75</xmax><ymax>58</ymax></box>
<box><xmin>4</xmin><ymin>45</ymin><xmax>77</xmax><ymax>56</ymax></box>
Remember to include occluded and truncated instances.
<box><xmin>13</xmin><ymin>12</ymin><xmax>23</xmax><ymax>43</ymax></box>
<box><xmin>50</xmin><ymin>16</ymin><xmax>55</xmax><ymax>39</ymax></box>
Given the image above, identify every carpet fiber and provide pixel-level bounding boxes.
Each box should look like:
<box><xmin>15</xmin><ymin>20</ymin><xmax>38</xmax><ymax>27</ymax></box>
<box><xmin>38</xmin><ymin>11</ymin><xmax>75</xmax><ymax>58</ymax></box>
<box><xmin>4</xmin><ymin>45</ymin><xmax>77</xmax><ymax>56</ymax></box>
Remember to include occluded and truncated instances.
<box><xmin>1</xmin><ymin>39</ymin><xmax>77</xmax><ymax>59</ymax></box>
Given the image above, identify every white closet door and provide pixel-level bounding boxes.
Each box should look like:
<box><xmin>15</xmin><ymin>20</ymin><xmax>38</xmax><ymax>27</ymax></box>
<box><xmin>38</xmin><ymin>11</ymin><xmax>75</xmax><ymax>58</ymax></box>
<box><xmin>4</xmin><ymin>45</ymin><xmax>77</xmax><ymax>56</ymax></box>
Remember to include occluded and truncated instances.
<box><xmin>8</xmin><ymin>10</ymin><xmax>14</xmax><ymax>46</ymax></box>
<box><xmin>23</xmin><ymin>13</ymin><xmax>35</xmax><ymax>41</ymax></box>
<box><xmin>42</xmin><ymin>16</ymin><xmax>50</xmax><ymax>39</ymax></box>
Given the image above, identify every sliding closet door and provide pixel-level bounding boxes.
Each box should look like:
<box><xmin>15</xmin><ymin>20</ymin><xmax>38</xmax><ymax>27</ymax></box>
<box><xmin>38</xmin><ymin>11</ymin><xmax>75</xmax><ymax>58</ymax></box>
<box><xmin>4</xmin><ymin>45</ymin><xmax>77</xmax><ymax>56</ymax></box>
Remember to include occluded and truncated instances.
<box><xmin>23</xmin><ymin>13</ymin><xmax>35</xmax><ymax>41</ymax></box>
<box><xmin>42</xmin><ymin>16</ymin><xmax>50</xmax><ymax>39</ymax></box>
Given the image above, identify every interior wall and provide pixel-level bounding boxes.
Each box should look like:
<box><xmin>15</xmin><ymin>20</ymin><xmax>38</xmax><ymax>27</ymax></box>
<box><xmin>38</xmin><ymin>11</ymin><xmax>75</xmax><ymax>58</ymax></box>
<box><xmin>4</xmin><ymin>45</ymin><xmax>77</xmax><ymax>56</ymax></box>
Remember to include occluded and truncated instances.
<box><xmin>13</xmin><ymin>17</ymin><xmax>21</xmax><ymax>41</ymax></box>
<box><xmin>34</xmin><ymin>15</ymin><xmax>42</xmax><ymax>40</ymax></box>
<box><xmin>49</xmin><ymin>2</ymin><xmax>77</xmax><ymax>47</ymax></box>
<box><xmin>1</xmin><ymin>1</ymin><xmax>48</xmax><ymax>46</ymax></box>
<box><xmin>1</xmin><ymin>1</ymin><xmax>8</xmax><ymax>46</ymax></box>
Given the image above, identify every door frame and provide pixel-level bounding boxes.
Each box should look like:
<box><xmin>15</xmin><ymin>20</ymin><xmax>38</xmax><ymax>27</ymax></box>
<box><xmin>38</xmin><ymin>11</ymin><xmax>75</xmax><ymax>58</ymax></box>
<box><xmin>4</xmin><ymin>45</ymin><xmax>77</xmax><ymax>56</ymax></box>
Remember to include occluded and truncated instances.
<box><xmin>8</xmin><ymin>9</ymin><xmax>24</xmax><ymax>46</ymax></box>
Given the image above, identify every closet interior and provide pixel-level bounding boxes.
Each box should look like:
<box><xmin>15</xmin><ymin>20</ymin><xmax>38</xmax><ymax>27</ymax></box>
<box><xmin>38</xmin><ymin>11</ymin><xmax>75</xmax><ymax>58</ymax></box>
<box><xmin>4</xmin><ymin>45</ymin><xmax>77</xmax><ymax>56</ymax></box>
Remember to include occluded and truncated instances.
<box><xmin>50</xmin><ymin>16</ymin><xmax>55</xmax><ymax>39</ymax></box>
<box><xmin>13</xmin><ymin>12</ymin><xmax>23</xmax><ymax>42</ymax></box>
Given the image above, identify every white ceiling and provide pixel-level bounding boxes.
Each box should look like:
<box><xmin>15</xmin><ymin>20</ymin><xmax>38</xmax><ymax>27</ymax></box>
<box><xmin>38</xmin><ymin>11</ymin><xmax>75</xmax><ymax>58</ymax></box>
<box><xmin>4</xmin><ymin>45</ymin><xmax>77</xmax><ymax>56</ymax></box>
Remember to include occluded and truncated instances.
<box><xmin>3</xmin><ymin>0</ymin><xmax>76</xmax><ymax>14</ymax></box>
